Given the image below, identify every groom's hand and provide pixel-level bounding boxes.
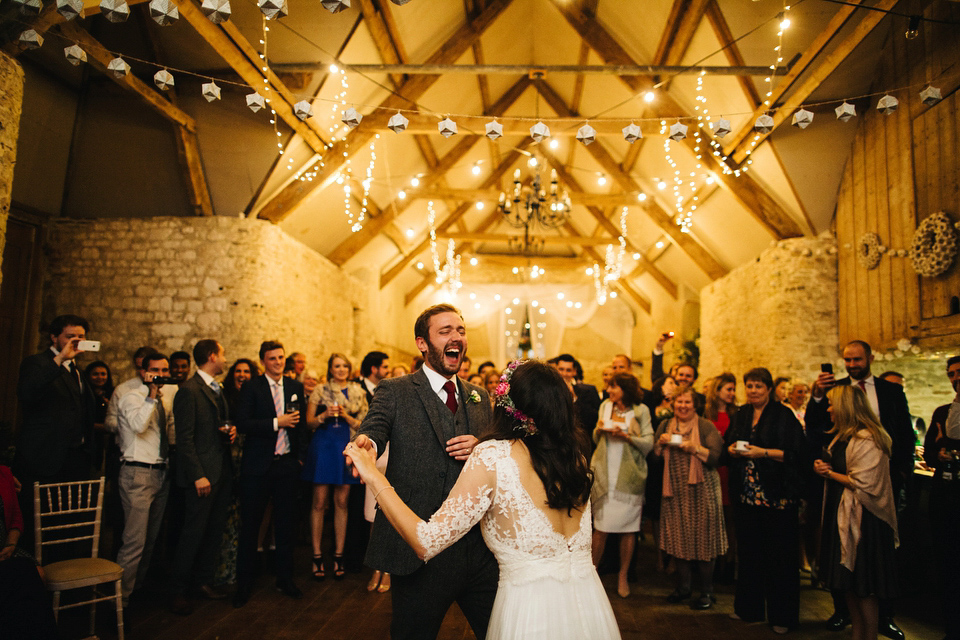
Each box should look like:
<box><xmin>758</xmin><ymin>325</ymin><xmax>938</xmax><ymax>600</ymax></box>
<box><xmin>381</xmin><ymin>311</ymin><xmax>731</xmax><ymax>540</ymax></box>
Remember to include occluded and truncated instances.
<box><xmin>446</xmin><ymin>435</ymin><xmax>478</xmax><ymax>461</ymax></box>
<box><xmin>347</xmin><ymin>434</ymin><xmax>376</xmax><ymax>477</ymax></box>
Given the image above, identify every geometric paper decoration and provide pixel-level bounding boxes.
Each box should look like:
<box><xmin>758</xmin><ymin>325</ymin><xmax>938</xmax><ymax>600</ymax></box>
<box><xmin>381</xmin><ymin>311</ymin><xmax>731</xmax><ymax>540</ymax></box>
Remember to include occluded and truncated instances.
<box><xmin>149</xmin><ymin>0</ymin><xmax>178</xmax><ymax>25</ymax></box>
<box><xmin>246</xmin><ymin>92</ymin><xmax>265</xmax><ymax>112</ymax></box>
<box><xmin>668</xmin><ymin>122</ymin><xmax>688</xmax><ymax>141</ymax></box>
<box><xmin>294</xmin><ymin>99</ymin><xmax>313</xmax><ymax>120</ymax></box>
<box><xmin>835</xmin><ymin>101</ymin><xmax>856</xmax><ymax>121</ymax></box>
<box><xmin>13</xmin><ymin>0</ymin><xmax>42</xmax><ymax>16</ymax></box>
<box><xmin>341</xmin><ymin>107</ymin><xmax>362</xmax><ymax>128</ymax></box>
<box><xmin>622</xmin><ymin>122</ymin><xmax>641</xmax><ymax>143</ymax></box>
<box><xmin>18</xmin><ymin>29</ymin><xmax>43</xmax><ymax>50</ymax></box>
<box><xmin>258</xmin><ymin>0</ymin><xmax>287</xmax><ymax>19</ymax></box>
<box><xmin>202</xmin><ymin>81</ymin><xmax>221</xmax><ymax>102</ymax></box>
<box><xmin>107</xmin><ymin>56</ymin><xmax>131</xmax><ymax>78</ymax></box>
<box><xmin>754</xmin><ymin>114</ymin><xmax>774</xmax><ymax>133</ymax></box>
<box><xmin>57</xmin><ymin>0</ymin><xmax>84</xmax><ymax>20</ymax></box>
<box><xmin>321</xmin><ymin>0</ymin><xmax>350</xmax><ymax>12</ymax></box>
<box><xmin>201</xmin><ymin>0</ymin><xmax>231</xmax><ymax>23</ymax></box>
<box><xmin>919</xmin><ymin>85</ymin><xmax>941</xmax><ymax>106</ymax></box>
<box><xmin>438</xmin><ymin>117</ymin><xmax>457</xmax><ymax>138</ymax></box>
<box><xmin>577</xmin><ymin>123</ymin><xmax>596</xmax><ymax>146</ymax></box>
<box><xmin>711</xmin><ymin>117</ymin><xmax>732</xmax><ymax>138</ymax></box>
<box><xmin>529</xmin><ymin>121</ymin><xmax>550</xmax><ymax>143</ymax></box>
<box><xmin>64</xmin><ymin>44</ymin><xmax>87</xmax><ymax>65</ymax></box>
<box><xmin>485</xmin><ymin>120</ymin><xmax>503</xmax><ymax>140</ymax></box>
<box><xmin>100</xmin><ymin>0</ymin><xmax>130</xmax><ymax>22</ymax></box>
<box><xmin>791</xmin><ymin>108</ymin><xmax>813</xmax><ymax>129</ymax></box>
<box><xmin>154</xmin><ymin>69</ymin><xmax>175</xmax><ymax>91</ymax></box>
<box><xmin>387</xmin><ymin>111</ymin><xmax>409</xmax><ymax>133</ymax></box>
<box><xmin>876</xmin><ymin>94</ymin><xmax>899</xmax><ymax>115</ymax></box>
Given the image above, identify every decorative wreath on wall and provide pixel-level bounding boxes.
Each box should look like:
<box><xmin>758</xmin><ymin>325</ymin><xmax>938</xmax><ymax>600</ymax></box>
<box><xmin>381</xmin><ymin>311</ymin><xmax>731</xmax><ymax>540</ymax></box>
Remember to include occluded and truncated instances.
<box><xmin>857</xmin><ymin>233</ymin><xmax>883</xmax><ymax>270</ymax></box>
<box><xmin>910</xmin><ymin>211</ymin><xmax>958</xmax><ymax>277</ymax></box>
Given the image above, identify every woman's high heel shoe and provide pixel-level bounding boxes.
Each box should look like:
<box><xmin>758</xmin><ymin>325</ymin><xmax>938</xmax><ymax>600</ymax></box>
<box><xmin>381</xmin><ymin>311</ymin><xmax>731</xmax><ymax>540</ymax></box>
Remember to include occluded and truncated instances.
<box><xmin>312</xmin><ymin>555</ymin><xmax>325</xmax><ymax>582</ymax></box>
<box><xmin>333</xmin><ymin>553</ymin><xmax>346</xmax><ymax>580</ymax></box>
<box><xmin>377</xmin><ymin>572</ymin><xmax>391</xmax><ymax>593</ymax></box>
<box><xmin>367</xmin><ymin>570</ymin><xmax>382</xmax><ymax>592</ymax></box>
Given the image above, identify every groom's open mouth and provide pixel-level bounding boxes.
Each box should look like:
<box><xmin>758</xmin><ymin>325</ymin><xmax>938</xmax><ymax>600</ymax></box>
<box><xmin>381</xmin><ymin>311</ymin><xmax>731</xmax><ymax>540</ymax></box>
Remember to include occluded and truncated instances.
<box><xmin>443</xmin><ymin>345</ymin><xmax>462</xmax><ymax>368</ymax></box>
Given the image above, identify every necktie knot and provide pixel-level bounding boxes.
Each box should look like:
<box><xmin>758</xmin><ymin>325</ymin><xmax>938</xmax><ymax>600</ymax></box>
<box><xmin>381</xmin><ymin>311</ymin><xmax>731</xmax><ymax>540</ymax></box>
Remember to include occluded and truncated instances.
<box><xmin>858</xmin><ymin>380</ymin><xmax>866</xmax><ymax>391</ymax></box>
<box><xmin>210</xmin><ymin>380</ymin><xmax>221</xmax><ymax>394</ymax></box>
<box><xmin>442</xmin><ymin>380</ymin><xmax>458</xmax><ymax>414</ymax></box>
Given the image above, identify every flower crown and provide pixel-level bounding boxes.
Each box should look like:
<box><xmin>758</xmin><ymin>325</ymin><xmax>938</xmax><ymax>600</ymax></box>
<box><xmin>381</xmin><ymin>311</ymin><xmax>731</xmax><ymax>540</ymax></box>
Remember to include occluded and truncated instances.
<box><xmin>494</xmin><ymin>360</ymin><xmax>537</xmax><ymax>436</ymax></box>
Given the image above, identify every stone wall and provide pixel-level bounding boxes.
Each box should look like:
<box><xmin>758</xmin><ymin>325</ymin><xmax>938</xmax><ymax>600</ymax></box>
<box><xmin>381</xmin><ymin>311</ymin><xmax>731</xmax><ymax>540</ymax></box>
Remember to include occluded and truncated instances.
<box><xmin>0</xmin><ymin>52</ymin><xmax>25</xmax><ymax>292</ymax></box>
<box><xmin>43</xmin><ymin>217</ymin><xmax>372</xmax><ymax>382</ymax></box>
<box><xmin>699</xmin><ymin>234</ymin><xmax>839</xmax><ymax>397</ymax></box>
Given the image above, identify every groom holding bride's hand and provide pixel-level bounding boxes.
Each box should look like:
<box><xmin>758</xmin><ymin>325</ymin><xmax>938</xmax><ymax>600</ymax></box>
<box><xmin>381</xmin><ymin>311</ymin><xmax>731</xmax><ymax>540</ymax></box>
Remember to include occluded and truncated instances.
<box><xmin>346</xmin><ymin>304</ymin><xmax>497</xmax><ymax>640</ymax></box>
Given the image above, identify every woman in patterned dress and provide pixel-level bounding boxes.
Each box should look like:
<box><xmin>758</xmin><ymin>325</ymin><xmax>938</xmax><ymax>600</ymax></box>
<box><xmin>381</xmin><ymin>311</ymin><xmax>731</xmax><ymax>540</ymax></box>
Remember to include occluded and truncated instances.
<box><xmin>654</xmin><ymin>386</ymin><xmax>727</xmax><ymax>609</ymax></box>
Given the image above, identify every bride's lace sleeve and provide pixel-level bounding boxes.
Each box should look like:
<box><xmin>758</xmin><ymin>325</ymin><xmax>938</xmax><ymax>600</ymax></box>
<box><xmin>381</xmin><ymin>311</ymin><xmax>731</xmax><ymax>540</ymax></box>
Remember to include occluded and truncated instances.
<box><xmin>416</xmin><ymin>441</ymin><xmax>499</xmax><ymax>561</ymax></box>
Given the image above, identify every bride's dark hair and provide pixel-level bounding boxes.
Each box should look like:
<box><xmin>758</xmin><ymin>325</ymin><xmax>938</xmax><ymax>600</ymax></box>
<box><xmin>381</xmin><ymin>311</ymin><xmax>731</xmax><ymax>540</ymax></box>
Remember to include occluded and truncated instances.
<box><xmin>483</xmin><ymin>360</ymin><xmax>593</xmax><ymax>512</ymax></box>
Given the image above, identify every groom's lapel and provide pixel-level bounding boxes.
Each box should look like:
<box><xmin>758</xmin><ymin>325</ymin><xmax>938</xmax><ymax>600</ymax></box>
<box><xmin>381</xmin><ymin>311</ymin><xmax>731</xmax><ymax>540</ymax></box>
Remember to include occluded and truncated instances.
<box><xmin>411</xmin><ymin>369</ymin><xmax>447</xmax><ymax>446</ymax></box>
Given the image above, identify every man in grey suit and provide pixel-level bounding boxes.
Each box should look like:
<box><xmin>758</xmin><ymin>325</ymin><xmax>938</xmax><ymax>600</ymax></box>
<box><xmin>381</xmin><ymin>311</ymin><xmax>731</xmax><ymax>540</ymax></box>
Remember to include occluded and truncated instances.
<box><xmin>352</xmin><ymin>304</ymin><xmax>497</xmax><ymax>640</ymax></box>
<box><xmin>169</xmin><ymin>339</ymin><xmax>236</xmax><ymax>615</ymax></box>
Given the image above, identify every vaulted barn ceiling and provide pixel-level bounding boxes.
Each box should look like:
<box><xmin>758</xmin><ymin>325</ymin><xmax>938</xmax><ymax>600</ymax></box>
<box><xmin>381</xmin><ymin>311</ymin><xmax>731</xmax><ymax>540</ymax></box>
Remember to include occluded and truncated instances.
<box><xmin>6</xmin><ymin>0</ymin><xmax>912</xmax><ymax>317</ymax></box>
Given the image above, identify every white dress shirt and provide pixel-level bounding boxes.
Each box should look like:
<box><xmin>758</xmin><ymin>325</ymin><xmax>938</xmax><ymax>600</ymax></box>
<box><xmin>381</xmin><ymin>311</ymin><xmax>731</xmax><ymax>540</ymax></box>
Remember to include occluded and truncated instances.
<box><xmin>117</xmin><ymin>382</ymin><xmax>174</xmax><ymax>464</ymax></box>
<box><xmin>856</xmin><ymin>375</ymin><xmax>880</xmax><ymax>418</ymax></box>
<box><xmin>421</xmin><ymin>363</ymin><xmax>459</xmax><ymax>405</ymax></box>
<box><xmin>105</xmin><ymin>376</ymin><xmax>142</xmax><ymax>433</ymax></box>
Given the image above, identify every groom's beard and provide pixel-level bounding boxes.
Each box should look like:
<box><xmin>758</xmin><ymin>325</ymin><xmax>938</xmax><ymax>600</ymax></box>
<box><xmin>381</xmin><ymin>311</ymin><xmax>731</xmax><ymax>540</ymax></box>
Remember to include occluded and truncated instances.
<box><xmin>424</xmin><ymin>337</ymin><xmax>465</xmax><ymax>377</ymax></box>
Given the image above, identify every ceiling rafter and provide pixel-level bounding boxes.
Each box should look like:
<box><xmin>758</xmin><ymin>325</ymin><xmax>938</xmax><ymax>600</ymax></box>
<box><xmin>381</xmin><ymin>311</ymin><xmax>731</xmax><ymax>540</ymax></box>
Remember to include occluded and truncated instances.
<box><xmin>331</xmin><ymin>76</ymin><xmax>531</xmax><ymax>267</ymax></box>
<box><xmin>408</xmin><ymin>187</ymin><xmax>650</xmax><ymax>207</ymax></box>
<box><xmin>254</xmin><ymin>0</ymin><xmax>513</xmax><ymax>223</ymax></box>
<box><xmin>725</xmin><ymin>0</ymin><xmax>899</xmax><ymax>164</ymax></box>
<box><xmin>704</xmin><ymin>0</ymin><xmax>761</xmax><ymax>107</ymax></box>
<box><xmin>547</xmin><ymin>0</ymin><xmax>803</xmax><ymax>242</ymax></box>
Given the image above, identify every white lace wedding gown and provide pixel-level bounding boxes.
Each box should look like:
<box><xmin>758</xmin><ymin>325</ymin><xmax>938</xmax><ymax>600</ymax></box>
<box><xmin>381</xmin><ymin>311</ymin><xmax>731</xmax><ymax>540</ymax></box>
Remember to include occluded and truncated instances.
<box><xmin>416</xmin><ymin>439</ymin><xmax>622</xmax><ymax>640</ymax></box>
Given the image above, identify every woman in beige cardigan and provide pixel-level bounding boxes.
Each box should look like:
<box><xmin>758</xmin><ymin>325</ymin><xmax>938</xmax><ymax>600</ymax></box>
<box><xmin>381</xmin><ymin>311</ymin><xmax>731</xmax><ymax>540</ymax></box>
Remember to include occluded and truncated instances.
<box><xmin>814</xmin><ymin>385</ymin><xmax>898</xmax><ymax>640</ymax></box>
<box><xmin>591</xmin><ymin>372</ymin><xmax>654</xmax><ymax>598</ymax></box>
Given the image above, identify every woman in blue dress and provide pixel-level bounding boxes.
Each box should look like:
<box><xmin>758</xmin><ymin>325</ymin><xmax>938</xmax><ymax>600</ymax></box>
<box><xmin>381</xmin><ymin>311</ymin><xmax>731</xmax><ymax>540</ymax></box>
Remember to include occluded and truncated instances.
<box><xmin>303</xmin><ymin>353</ymin><xmax>368</xmax><ymax>580</ymax></box>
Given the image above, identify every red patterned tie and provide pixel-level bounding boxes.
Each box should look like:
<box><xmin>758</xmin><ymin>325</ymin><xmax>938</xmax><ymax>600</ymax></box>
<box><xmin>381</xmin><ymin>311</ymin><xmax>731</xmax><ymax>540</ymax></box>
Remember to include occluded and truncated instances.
<box><xmin>442</xmin><ymin>380</ymin><xmax>458</xmax><ymax>414</ymax></box>
<box><xmin>858</xmin><ymin>380</ymin><xmax>866</xmax><ymax>392</ymax></box>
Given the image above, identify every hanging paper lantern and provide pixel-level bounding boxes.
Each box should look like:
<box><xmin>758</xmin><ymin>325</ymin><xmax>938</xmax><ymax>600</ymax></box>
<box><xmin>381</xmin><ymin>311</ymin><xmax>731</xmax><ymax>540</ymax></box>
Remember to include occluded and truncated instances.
<box><xmin>876</xmin><ymin>95</ymin><xmax>899</xmax><ymax>115</ymax></box>
<box><xmin>57</xmin><ymin>0</ymin><xmax>83</xmax><ymax>20</ymax></box>
<box><xmin>202</xmin><ymin>81</ymin><xmax>221</xmax><ymax>102</ymax></box>
<box><xmin>341</xmin><ymin>108</ymin><xmax>362</xmax><ymax>128</ymax></box>
<box><xmin>622</xmin><ymin>123</ymin><xmax>641</xmax><ymax>144</ymax></box>
<box><xmin>246</xmin><ymin>92</ymin><xmax>265</xmax><ymax>113</ymax></box>
<box><xmin>576</xmin><ymin>123</ymin><xmax>596</xmax><ymax>146</ymax></box>
<box><xmin>321</xmin><ymin>0</ymin><xmax>350</xmax><ymax>12</ymax></box>
<box><xmin>258</xmin><ymin>0</ymin><xmax>287</xmax><ymax>19</ymax></box>
<box><xmin>387</xmin><ymin>111</ymin><xmax>409</xmax><ymax>133</ymax></box>
<box><xmin>18</xmin><ymin>30</ymin><xmax>43</xmax><ymax>50</ymax></box>
<box><xmin>100</xmin><ymin>0</ymin><xmax>130</xmax><ymax>22</ymax></box>
<box><xmin>201</xmin><ymin>0</ymin><xmax>231</xmax><ymax>23</ymax></box>
<box><xmin>711</xmin><ymin>118</ymin><xmax>732</xmax><ymax>139</ymax></box>
<box><xmin>154</xmin><ymin>69</ymin><xmax>175</xmax><ymax>91</ymax></box>
<box><xmin>149</xmin><ymin>0</ymin><xmax>178</xmax><ymax>24</ymax></box>
<box><xmin>438</xmin><ymin>117</ymin><xmax>457</xmax><ymax>138</ymax></box>
<box><xmin>107</xmin><ymin>57</ymin><xmax>131</xmax><ymax>78</ymax></box>
<box><xmin>529</xmin><ymin>121</ymin><xmax>550</xmax><ymax>143</ymax></box>
<box><xmin>754</xmin><ymin>114</ymin><xmax>774</xmax><ymax>133</ymax></box>
<box><xmin>485</xmin><ymin>120</ymin><xmax>503</xmax><ymax>140</ymax></box>
<box><xmin>294</xmin><ymin>100</ymin><xmax>313</xmax><ymax>121</ymax></box>
<box><xmin>919</xmin><ymin>85</ymin><xmax>941</xmax><ymax>106</ymax></box>
<box><xmin>668</xmin><ymin>122</ymin><xmax>688</xmax><ymax>141</ymax></box>
<box><xmin>12</xmin><ymin>0</ymin><xmax>42</xmax><ymax>16</ymax></box>
<box><xmin>835</xmin><ymin>102</ymin><xmax>856</xmax><ymax>122</ymax></box>
<box><xmin>64</xmin><ymin>44</ymin><xmax>86</xmax><ymax>66</ymax></box>
<box><xmin>791</xmin><ymin>108</ymin><xmax>813</xmax><ymax>129</ymax></box>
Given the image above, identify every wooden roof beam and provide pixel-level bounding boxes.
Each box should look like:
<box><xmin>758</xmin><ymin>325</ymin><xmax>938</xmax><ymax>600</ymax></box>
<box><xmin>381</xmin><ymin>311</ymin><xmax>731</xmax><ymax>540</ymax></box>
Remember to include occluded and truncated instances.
<box><xmin>704</xmin><ymin>0</ymin><xmax>762</xmax><ymax>107</ymax></box>
<box><xmin>254</xmin><ymin>0</ymin><xmax>513</xmax><ymax>223</ymax></box>
<box><xmin>436</xmin><ymin>232</ymin><xmax>630</xmax><ymax>246</ymax></box>
<box><xmin>409</xmin><ymin>187</ymin><xmax>649</xmax><ymax>207</ymax></box>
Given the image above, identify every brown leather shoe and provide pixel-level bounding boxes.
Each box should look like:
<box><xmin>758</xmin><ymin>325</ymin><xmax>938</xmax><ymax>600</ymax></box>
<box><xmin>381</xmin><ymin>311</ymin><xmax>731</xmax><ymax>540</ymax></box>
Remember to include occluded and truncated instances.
<box><xmin>197</xmin><ymin>584</ymin><xmax>228</xmax><ymax>600</ymax></box>
<box><xmin>170</xmin><ymin>594</ymin><xmax>193</xmax><ymax>616</ymax></box>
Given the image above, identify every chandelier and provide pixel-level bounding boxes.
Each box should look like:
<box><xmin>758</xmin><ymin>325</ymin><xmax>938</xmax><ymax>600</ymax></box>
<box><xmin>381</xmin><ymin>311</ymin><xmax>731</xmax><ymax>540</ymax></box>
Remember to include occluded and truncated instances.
<box><xmin>498</xmin><ymin>165</ymin><xmax>572</xmax><ymax>232</ymax></box>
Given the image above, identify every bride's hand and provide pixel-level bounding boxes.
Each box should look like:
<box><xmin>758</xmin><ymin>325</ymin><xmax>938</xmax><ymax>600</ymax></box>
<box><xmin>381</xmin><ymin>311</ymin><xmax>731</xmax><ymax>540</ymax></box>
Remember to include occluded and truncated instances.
<box><xmin>344</xmin><ymin>440</ymin><xmax>378</xmax><ymax>482</ymax></box>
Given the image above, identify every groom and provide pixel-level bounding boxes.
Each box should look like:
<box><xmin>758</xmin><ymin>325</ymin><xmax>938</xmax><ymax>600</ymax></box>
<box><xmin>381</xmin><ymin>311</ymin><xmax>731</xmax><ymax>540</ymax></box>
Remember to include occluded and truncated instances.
<box><xmin>351</xmin><ymin>304</ymin><xmax>497</xmax><ymax>639</ymax></box>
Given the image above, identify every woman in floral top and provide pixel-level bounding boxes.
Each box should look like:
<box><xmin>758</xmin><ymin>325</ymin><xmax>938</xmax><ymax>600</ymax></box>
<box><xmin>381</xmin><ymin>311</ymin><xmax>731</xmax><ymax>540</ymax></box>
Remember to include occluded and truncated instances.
<box><xmin>722</xmin><ymin>367</ymin><xmax>806</xmax><ymax>634</ymax></box>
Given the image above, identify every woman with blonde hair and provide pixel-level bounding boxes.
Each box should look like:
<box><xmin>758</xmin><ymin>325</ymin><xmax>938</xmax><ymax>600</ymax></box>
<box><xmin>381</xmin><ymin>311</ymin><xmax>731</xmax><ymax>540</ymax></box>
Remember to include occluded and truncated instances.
<box><xmin>814</xmin><ymin>385</ymin><xmax>898</xmax><ymax>640</ymax></box>
<box><xmin>303</xmin><ymin>353</ymin><xmax>368</xmax><ymax>580</ymax></box>
<box><xmin>703</xmin><ymin>372</ymin><xmax>737</xmax><ymax>582</ymax></box>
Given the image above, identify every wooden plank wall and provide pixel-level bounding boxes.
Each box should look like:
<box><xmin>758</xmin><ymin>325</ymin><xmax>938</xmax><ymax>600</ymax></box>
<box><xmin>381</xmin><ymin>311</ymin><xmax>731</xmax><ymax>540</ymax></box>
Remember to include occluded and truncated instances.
<box><xmin>834</xmin><ymin>3</ymin><xmax>960</xmax><ymax>350</ymax></box>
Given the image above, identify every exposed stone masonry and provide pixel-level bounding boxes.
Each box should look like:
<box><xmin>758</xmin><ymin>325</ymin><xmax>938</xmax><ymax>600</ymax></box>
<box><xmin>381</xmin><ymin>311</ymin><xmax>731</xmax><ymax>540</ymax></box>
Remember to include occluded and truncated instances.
<box><xmin>0</xmin><ymin>52</ymin><xmax>25</xmax><ymax>292</ymax></box>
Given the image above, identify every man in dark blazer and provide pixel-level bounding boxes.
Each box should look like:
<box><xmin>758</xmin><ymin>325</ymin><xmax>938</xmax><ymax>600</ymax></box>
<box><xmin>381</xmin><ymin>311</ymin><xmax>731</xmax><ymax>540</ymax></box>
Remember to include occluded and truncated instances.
<box><xmin>352</xmin><ymin>304</ymin><xmax>497</xmax><ymax>640</ymax></box>
<box><xmin>169</xmin><ymin>339</ymin><xmax>236</xmax><ymax>615</ymax></box>
<box><xmin>553</xmin><ymin>354</ymin><xmax>601</xmax><ymax>443</ymax></box>
<box><xmin>15</xmin><ymin>314</ymin><xmax>97</xmax><ymax>551</ymax></box>
<box><xmin>232</xmin><ymin>340</ymin><xmax>306</xmax><ymax>607</ymax></box>
<box><xmin>807</xmin><ymin>339</ymin><xmax>912</xmax><ymax>640</ymax></box>
<box><xmin>358</xmin><ymin>350</ymin><xmax>390</xmax><ymax>405</ymax></box>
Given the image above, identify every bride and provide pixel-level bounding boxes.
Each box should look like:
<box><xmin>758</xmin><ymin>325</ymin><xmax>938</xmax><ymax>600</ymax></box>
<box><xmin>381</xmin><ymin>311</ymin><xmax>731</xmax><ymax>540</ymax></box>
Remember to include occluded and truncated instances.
<box><xmin>345</xmin><ymin>360</ymin><xmax>621</xmax><ymax>639</ymax></box>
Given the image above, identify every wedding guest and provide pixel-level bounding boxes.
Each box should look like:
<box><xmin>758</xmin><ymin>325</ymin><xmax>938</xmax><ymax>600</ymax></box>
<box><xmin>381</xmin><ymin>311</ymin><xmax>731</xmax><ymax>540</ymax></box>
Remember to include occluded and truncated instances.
<box><xmin>654</xmin><ymin>386</ymin><xmax>727</xmax><ymax>609</ymax></box>
<box><xmin>774</xmin><ymin>377</ymin><xmax>791</xmax><ymax>403</ymax></box>
<box><xmin>703</xmin><ymin>372</ymin><xmax>738</xmax><ymax>582</ymax></box>
<box><xmin>467</xmin><ymin>373</ymin><xmax>484</xmax><ymax>387</ymax></box>
<box><xmin>815</xmin><ymin>385</ymin><xmax>898</xmax><ymax>640</ymax></box>
<box><xmin>591</xmin><ymin>372</ymin><xmax>654</xmax><ymax>598</ymax></box>
<box><xmin>787</xmin><ymin>381</ymin><xmax>810</xmax><ymax>426</ymax></box>
<box><xmin>86</xmin><ymin>360</ymin><xmax>114</xmax><ymax>429</ymax></box>
<box><xmin>645</xmin><ymin>374</ymin><xmax>678</xmax><ymax>571</ymax></box>
<box><xmin>303</xmin><ymin>353</ymin><xmax>368</xmax><ymax>580</ymax></box>
<box><xmin>723</xmin><ymin>367</ymin><xmax>806</xmax><ymax>634</ymax></box>
<box><xmin>390</xmin><ymin>363</ymin><xmax>410</xmax><ymax>378</ymax></box>
<box><xmin>302</xmin><ymin>369</ymin><xmax>320</xmax><ymax>398</ymax></box>
<box><xmin>169</xmin><ymin>351</ymin><xmax>192</xmax><ymax>385</ymax></box>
